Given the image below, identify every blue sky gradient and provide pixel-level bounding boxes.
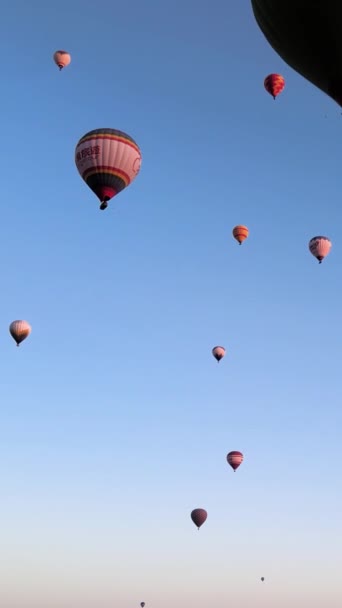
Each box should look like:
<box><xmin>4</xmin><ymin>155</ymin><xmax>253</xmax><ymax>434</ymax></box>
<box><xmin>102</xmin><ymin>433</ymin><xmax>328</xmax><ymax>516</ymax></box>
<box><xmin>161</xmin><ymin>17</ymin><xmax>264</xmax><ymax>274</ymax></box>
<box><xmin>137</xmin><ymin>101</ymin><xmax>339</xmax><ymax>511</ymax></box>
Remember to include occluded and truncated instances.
<box><xmin>0</xmin><ymin>1</ymin><xmax>341</xmax><ymax>606</ymax></box>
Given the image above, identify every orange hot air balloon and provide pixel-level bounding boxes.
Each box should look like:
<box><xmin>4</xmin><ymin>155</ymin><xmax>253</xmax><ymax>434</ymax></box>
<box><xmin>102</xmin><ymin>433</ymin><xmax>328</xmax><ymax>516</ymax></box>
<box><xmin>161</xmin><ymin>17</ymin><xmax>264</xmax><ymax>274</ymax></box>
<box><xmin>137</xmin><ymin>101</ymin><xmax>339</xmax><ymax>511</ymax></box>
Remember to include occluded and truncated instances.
<box><xmin>75</xmin><ymin>128</ymin><xmax>142</xmax><ymax>210</ymax></box>
<box><xmin>53</xmin><ymin>50</ymin><xmax>71</xmax><ymax>71</ymax></box>
<box><xmin>227</xmin><ymin>451</ymin><xmax>244</xmax><ymax>472</ymax></box>
<box><xmin>232</xmin><ymin>225</ymin><xmax>249</xmax><ymax>245</ymax></box>
<box><xmin>264</xmin><ymin>74</ymin><xmax>285</xmax><ymax>99</ymax></box>
<box><xmin>309</xmin><ymin>236</ymin><xmax>332</xmax><ymax>264</ymax></box>
<box><xmin>191</xmin><ymin>508</ymin><xmax>207</xmax><ymax>529</ymax></box>
<box><xmin>9</xmin><ymin>320</ymin><xmax>31</xmax><ymax>346</ymax></box>
<box><xmin>212</xmin><ymin>346</ymin><xmax>226</xmax><ymax>362</ymax></box>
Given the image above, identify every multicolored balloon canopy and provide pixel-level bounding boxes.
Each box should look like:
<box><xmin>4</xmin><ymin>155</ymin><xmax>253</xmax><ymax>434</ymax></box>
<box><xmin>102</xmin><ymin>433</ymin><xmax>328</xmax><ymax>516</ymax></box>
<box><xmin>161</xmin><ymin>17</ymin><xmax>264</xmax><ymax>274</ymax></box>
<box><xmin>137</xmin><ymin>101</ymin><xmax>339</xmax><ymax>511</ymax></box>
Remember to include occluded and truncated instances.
<box><xmin>309</xmin><ymin>236</ymin><xmax>332</xmax><ymax>264</ymax></box>
<box><xmin>264</xmin><ymin>74</ymin><xmax>285</xmax><ymax>100</ymax></box>
<box><xmin>227</xmin><ymin>451</ymin><xmax>244</xmax><ymax>472</ymax></box>
<box><xmin>9</xmin><ymin>320</ymin><xmax>31</xmax><ymax>347</ymax></box>
<box><xmin>75</xmin><ymin>128</ymin><xmax>142</xmax><ymax>210</ymax></box>
<box><xmin>232</xmin><ymin>225</ymin><xmax>249</xmax><ymax>245</ymax></box>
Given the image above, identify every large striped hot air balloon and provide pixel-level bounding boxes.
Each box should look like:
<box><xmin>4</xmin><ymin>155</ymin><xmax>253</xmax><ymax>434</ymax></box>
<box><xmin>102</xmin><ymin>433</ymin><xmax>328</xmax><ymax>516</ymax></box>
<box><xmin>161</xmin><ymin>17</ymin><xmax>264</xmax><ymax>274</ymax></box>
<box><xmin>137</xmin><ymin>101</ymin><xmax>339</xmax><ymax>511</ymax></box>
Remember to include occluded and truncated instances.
<box><xmin>227</xmin><ymin>451</ymin><xmax>244</xmax><ymax>472</ymax></box>
<box><xmin>9</xmin><ymin>320</ymin><xmax>31</xmax><ymax>346</ymax></box>
<box><xmin>232</xmin><ymin>225</ymin><xmax>249</xmax><ymax>245</ymax></box>
<box><xmin>53</xmin><ymin>50</ymin><xmax>71</xmax><ymax>71</ymax></box>
<box><xmin>251</xmin><ymin>1</ymin><xmax>342</xmax><ymax>107</ymax></box>
<box><xmin>309</xmin><ymin>236</ymin><xmax>332</xmax><ymax>264</ymax></box>
<box><xmin>264</xmin><ymin>74</ymin><xmax>285</xmax><ymax>99</ymax></box>
<box><xmin>191</xmin><ymin>508</ymin><xmax>207</xmax><ymax>530</ymax></box>
<box><xmin>75</xmin><ymin>128</ymin><xmax>142</xmax><ymax>210</ymax></box>
<box><xmin>212</xmin><ymin>346</ymin><xmax>226</xmax><ymax>362</ymax></box>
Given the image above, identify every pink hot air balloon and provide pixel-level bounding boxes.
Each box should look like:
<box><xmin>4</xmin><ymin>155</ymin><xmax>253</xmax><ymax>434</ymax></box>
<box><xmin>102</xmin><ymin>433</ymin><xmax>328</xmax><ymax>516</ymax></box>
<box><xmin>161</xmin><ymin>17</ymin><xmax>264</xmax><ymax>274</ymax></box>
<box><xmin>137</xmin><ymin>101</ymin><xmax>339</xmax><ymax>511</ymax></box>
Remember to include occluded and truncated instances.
<box><xmin>75</xmin><ymin>128</ymin><xmax>142</xmax><ymax>210</ymax></box>
<box><xmin>9</xmin><ymin>320</ymin><xmax>31</xmax><ymax>346</ymax></box>
<box><xmin>53</xmin><ymin>50</ymin><xmax>71</xmax><ymax>71</ymax></box>
<box><xmin>308</xmin><ymin>236</ymin><xmax>332</xmax><ymax>264</ymax></box>
<box><xmin>212</xmin><ymin>346</ymin><xmax>226</xmax><ymax>362</ymax></box>
<box><xmin>227</xmin><ymin>451</ymin><xmax>244</xmax><ymax>472</ymax></box>
<box><xmin>191</xmin><ymin>508</ymin><xmax>207</xmax><ymax>530</ymax></box>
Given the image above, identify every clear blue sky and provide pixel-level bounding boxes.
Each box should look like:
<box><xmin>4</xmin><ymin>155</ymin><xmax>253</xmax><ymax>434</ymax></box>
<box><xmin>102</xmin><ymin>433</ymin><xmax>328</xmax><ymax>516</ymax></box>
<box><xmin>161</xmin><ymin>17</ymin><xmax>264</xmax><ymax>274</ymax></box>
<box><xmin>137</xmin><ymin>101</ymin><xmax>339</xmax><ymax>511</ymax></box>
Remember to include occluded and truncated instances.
<box><xmin>1</xmin><ymin>1</ymin><xmax>341</xmax><ymax>607</ymax></box>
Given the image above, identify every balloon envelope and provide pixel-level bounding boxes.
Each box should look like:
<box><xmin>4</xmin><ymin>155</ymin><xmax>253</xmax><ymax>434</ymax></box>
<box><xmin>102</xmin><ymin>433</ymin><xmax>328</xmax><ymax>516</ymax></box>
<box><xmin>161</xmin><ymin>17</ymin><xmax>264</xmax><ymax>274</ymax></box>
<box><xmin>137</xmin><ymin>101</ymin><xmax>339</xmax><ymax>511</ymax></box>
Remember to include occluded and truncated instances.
<box><xmin>53</xmin><ymin>50</ymin><xmax>71</xmax><ymax>70</ymax></box>
<box><xmin>212</xmin><ymin>346</ymin><xmax>226</xmax><ymax>362</ymax></box>
<box><xmin>251</xmin><ymin>0</ymin><xmax>342</xmax><ymax>106</ymax></box>
<box><xmin>191</xmin><ymin>508</ymin><xmax>207</xmax><ymax>529</ymax></box>
<box><xmin>309</xmin><ymin>236</ymin><xmax>332</xmax><ymax>263</ymax></box>
<box><xmin>227</xmin><ymin>451</ymin><xmax>244</xmax><ymax>471</ymax></box>
<box><xmin>9</xmin><ymin>320</ymin><xmax>31</xmax><ymax>346</ymax></box>
<box><xmin>232</xmin><ymin>225</ymin><xmax>249</xmax><ymax>245</ymax></box>
<box><xmin>264</xmin><ymin>74</ymin><xmax>285</xmax><ymax>99</ymax></box>
<box><xmin>75</xmin><ymin>128</ymin><xmax>142</xmax><ymax>210</ymax></box>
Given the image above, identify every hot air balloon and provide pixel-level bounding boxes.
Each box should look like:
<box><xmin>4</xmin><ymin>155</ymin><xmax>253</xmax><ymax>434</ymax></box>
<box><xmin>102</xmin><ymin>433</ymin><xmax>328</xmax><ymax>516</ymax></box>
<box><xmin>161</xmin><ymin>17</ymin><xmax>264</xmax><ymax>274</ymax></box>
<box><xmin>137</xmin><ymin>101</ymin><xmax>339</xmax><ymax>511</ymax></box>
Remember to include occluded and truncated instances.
<box><xmin>227</xmin><ymin>451</ymin><xmax>244</xmax><ymax>472</ymax></box>
<box><xmin>264</xmin><ymin>74</ymin><xmax>285</xmax><ymax>99</ymax></box>
<box><xmin>140</xmin><ymin>603</ymin><xmax>145</xmax><ymax>607</ymax></box>
<box><xmin>75</xmin><ymin>128</ymin><xmax>142</xmax><ymax>210</ymax></box>
<box><xmin>9</xmin><ymin>320</ymin><xmax>31</xmax><ymax>346</ymax></box>
<box><xmin>53</xmin><ymin>50</ymin><xmax>71</xmax><ymax>71</ymax></box>
<box><xmin>232</xmin><ymin>225</ymin><xmax>249</xmax><ymax>245</ymax></box>
<box><xmin>212</xmin><ymin>346</ymin><xmax>226</xmax><ymax>362</ymax></box>
<box><xmin>191</xmin><ymin>508</ymin><xmax>207</xmax><ymax>530</ymax></box>
<box><xmin>309</xmin><ymin>236</ymin><xmax>332</xmax><ymax>263</ymax></box>
<box><xmin>261</xmin><ymin>577</ymin><xmax>265</xmax><ymax>582</ymax></box>
<box><xmin>251</xmin><ymin>0</ymin><xmax>342</xmax><ymax>107</ymax></box>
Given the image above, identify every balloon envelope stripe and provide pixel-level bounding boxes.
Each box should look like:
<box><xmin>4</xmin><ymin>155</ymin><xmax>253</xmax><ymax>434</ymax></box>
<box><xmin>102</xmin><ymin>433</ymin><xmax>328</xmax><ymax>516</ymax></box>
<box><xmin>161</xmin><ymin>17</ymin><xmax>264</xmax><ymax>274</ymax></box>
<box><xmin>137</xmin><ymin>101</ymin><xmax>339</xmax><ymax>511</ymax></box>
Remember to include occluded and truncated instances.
<box><xmin>82</xmin><ymin>167</ymin><xmax>130</xmax><ymax>185</ymax></box>
<box><xmin>77</xmin><ymin>133</ymin><xmax>140</xmax><ymax>154</ymax></box>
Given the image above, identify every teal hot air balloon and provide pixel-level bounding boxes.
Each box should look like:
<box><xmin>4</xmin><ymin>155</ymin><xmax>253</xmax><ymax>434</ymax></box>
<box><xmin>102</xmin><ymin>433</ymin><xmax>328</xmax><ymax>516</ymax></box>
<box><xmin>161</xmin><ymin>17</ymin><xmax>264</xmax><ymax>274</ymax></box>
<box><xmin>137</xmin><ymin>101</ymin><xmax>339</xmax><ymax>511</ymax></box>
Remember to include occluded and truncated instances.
<box><xmin>75</xmin><ymin>129</ymin><xmax>142</xmax><ymax>210</ymax></box>
<box><xmin>251</xmin><ymin>0</ymin><xmax>342</xmax><ymax>107</ymax></box>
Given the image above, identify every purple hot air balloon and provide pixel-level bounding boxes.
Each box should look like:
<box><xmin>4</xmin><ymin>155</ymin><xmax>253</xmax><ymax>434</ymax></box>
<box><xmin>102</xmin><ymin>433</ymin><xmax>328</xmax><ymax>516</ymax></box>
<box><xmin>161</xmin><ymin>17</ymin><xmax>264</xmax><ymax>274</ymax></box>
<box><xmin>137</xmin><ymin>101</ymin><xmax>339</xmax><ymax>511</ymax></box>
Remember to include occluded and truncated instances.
<box><xmin>227</xmin><ymin>451</ymin><xmax>244</xmax><ymax>472</ymax></box>
<box><xmin>191</xmin><ymin>508</ymin><xmax>207</xmax><ymax>530</ymax></box>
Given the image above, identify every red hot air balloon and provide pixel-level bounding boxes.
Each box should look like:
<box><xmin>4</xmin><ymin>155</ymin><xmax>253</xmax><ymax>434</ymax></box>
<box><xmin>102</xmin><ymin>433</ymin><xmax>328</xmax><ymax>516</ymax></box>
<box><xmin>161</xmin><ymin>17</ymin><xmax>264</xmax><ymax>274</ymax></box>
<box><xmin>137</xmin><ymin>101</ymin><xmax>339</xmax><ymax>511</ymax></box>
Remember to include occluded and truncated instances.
<box><xmin>309</xmin><ymin>236</ymin><xmax>332</xmax><ymax>264</ymax></box>
<box><xmin>227</xmin><ymin>451</ymin><xmax>244</xmax><ymax>472</ymax></box>
<box><xmin>75</xmin><ymin>128</ymin><xmax>142</xmax><ymax>210</ymax></box>
<box><xmin>251</xmin><ymin>0</ymin><xmax>342</xmax><ymax>107</ymax></box>
<box><xmin>232</xmin><ymin>225</ymin><xmax>249</xmax><ymax>245</ymax></box>
<box><xmin>264</xmin><ymin>74</ymin><xmax>285</xmax><ymax>99</ymax></box>
<box><xmin>53</xmin><ymin>50</ymin><xmax>71</xmax><ymax>71</ymax></box>
<box><xmin>191</xmin><ymin>508</ymin><xmax>207</xmax><ymax>529</ymax></box>
<box><xmin>9</xmin><ymin>320</ymin><xmax>31</xmax><ymax>346</ymax></box>
<box><xmin>212</xmin><ymin>346</ymin><xmax>226</xmax><ymax>362</ymax></box>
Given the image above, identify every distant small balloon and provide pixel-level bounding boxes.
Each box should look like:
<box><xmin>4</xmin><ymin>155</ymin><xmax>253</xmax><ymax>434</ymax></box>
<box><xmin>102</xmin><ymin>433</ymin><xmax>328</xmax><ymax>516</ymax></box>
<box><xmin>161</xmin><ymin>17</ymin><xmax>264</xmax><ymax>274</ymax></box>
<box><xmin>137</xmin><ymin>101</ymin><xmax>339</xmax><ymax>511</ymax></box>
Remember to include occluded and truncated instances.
<box><xmin>309</xmin><ymin>236</ymin><xmax>332</xmax><ymax>263</ymax></box>
<box><xmin>140</xmin><ymin>603</ymin><xmax>145</xmax><ymax>607</ymax></box>
<box><xmin>191</xmin><ymin>508</ymin><xmax>207</xmax><ymax>529</ymax></box>
<box><xmin>9</xmin><ymin>320</ymin><xmax>31</xmax><ymax>347</ymax></box>
<box><xmin>53</xmin><ymin>50</ymin><xmax>71</xmax><ymax>71</ymax></box>
<box><xmin>232</xmin><ymin>225</ymin><xmax>249</xmax><ymax>245</ymax></box>
<box><xmin>212</xmin><ymin>346</ymin><xmax>226</xmax><ymax>362</ymax></box>
<box><xmin>261</xmin><ymin>577</ymin><xmax>265</xmax><ymax>582</ymax></box>
<box><xmin>264</xmin><ymin>73</ymin><xmax>285</xmax><ymax>99</ymax></box>
<box><xmin>227</xmin><ymin>451</ymin><xmax>244</xmax><ymax>471</ymax></box>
